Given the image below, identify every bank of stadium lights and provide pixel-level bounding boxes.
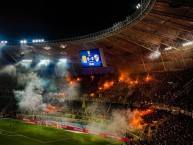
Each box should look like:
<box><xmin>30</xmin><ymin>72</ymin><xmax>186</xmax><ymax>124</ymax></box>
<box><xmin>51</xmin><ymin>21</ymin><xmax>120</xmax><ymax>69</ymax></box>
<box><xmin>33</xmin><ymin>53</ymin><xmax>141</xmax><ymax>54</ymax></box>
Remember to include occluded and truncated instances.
<box><xmin>20</xmin><ymin>40</ymin><xmax>27</xmax><ymax>44</ymax></box>
<box><xmin>39</xmin><ymin>59</ymin><xmax>50</xmax><ymax>65</ymax></box>
<box><xmin>1</xmin><ymin>41</ymin><xmax>8</xmax><ymax>44</ymax></box>
<box><xmin>32</xmin><ymin>39</ymin><xmax>44</xmax><ymax>43</ymax></box>
<box><xmin>182</xmin><ymin>41</ymin><xmax>193</xmax><ymax>47</ymax></box>
<box><xmin>59</xmin><ymin>58</ymin><xmax>67</xmax><ymax>63</ymax></box>
<box><xmin>165</xmin><ymin>46</ymin><xmax>173</xmax><ymax>51</ymax></box>
<box><xmin>136</xmin><ymin>3</ymin><xmax>141</xmax><ymax>9</ymax></box>
<box><xmin>21</xmin><ymin>59</ymin><xmax>33</xmax><ymax>63</ymax></box>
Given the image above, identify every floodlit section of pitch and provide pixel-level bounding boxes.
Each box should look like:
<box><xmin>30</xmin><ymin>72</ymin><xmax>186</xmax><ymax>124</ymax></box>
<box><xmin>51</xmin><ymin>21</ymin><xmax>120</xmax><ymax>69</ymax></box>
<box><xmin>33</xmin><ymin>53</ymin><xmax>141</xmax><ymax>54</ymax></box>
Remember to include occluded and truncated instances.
<box><xmin>0</xmin><ymin>119</ymin><xmax>123</xmax><ymax>145</ymax></box>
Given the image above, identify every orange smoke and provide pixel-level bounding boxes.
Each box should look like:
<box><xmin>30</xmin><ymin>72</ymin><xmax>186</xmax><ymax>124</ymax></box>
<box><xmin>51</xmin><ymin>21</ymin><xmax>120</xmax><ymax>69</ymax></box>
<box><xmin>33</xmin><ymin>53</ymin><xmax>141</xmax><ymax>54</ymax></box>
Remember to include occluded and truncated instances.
<box><xmin>59</xmin><ymin>93</ymin><xmax>65</xmax><ymax>97</ymax></box>
<box><xmin>103</xmin><ymin>81</ymin><xmax>114</xmax><ymax>90</ymax></box>
<box><xmin>66</xmin><ymin>76</ymin><xmax>71</xmax><ymax>82</ymax></box>
<box><xmin>145</xmin><ymin>75</ymin><xmax>152</xmax><ymax>81</ymax></box>
<box><xmin>69</xmin><ymin>81</ymin><xmax>75</xmax><ymax>86</ymax></box>
<box><xmin>45</xmin><ymin>105</ymin><xmax>56</xmax><ymax>113</ymax></box>
<box><xmin>76</xmin><ymin>77</ymin><xmax>81</xmax><ymax>82</ymax></box>
<box><xmin>119</xmin><ymin>71</ymin><xmax>130</xmax><ymax>82</ymax></box>
<box><xmin>90</xmin><ymin>75</ymin><xmax>94</xmax><ymax>81</ymax></box>
<box><xmin>139</xmin><ymin>109</ymin><xmax>153</xmax><ymax>116</ymax></box>
<box><xmin>130</xmin><ymin>115</ymin><xmax>143</xmax><ymax>130</ymax></box>
<box><xmin>98</xmin><ymin>87</ymin><xmax>103</xmax><ymax>91</ymax></box>
<box><xmin>90</xmin><ymin>93</ymin><xmax>95</xmax><ymax>97</ymax></box>
<box><xmin>128</xmin><ymin>109</ymin><xmax>153</xmax><ymax>130</ymax></box>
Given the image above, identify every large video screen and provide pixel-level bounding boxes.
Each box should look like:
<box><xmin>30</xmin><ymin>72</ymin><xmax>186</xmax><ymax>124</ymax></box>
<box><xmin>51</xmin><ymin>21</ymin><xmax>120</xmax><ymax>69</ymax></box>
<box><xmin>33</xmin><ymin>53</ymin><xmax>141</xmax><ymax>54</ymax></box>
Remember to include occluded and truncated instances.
<box><xmin>79</xmin><ymin>48</ymin><xmax>106</xmax><ymax>68</ymax></box>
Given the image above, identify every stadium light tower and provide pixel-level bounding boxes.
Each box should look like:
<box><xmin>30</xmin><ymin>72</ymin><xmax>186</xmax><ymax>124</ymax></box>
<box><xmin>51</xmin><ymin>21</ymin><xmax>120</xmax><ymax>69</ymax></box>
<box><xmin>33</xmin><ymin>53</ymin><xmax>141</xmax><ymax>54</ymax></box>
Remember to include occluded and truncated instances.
<box><xmin>32</xmin><ymin>39</ymin><xmax>44</xmax><ymax>43</ymax></box>
<box><xmin>39</xmin><ymin>59</ymin><xmax>50</xmax><ymax>65</ymax></box>
<box><xmin>59</xmin><ymin>58</ymin><xmax>67</xmax><ymax>63</ymax></box>
<box><xmin>136</xmin><ymin>3</ymin><xmax>141</xmax><ymax>9</ymax></box>
<box><xmin>1</xmin><ymin>40</ymin><xmax>8</xmax><ymax>44</ymax></box>
<box><xmin>136</xmin><ymin>0</ymin><xmax>142</xmax><ymax>10</ymax></box>
<box><xmin>182</xmin><ymin>41</ymin><xmax>193</xmax><ymax>47</ymax></box>
<box><xmin>20</xmin><ymin>40</ymin><xmax>27</xmax><ymax>44</ymax></box>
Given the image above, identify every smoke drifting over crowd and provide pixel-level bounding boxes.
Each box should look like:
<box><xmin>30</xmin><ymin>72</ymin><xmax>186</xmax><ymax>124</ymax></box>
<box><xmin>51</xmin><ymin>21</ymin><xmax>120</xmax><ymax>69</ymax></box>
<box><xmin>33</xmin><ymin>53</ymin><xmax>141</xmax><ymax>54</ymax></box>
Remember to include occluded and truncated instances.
<box><xmin>0</xmin><ymin>65</ymin><xmax>17</xmax><ymax>76</ymax></box>
<box><xmin>0</xmin><ymin>62</ymin><xmax>80</xmax><ymax>113</ymax></box>
<box><xmin>87</xmin><ymin>108</ymin><xmax>151</xmax><ymax>136</ymax></box>
<box><xmin>148</xmin><ymin>49</ymin><xmax>161</xmax><ymax>60</ymax></box>
<box><xmin>14</xmin><ymin>72</ymin><xmax>46</xmax><ymax>112</ymax></box>
<box><xmin>0</xmin><ymin>62</ymin><xmax>154</xmax><ymax>138</ymax></box>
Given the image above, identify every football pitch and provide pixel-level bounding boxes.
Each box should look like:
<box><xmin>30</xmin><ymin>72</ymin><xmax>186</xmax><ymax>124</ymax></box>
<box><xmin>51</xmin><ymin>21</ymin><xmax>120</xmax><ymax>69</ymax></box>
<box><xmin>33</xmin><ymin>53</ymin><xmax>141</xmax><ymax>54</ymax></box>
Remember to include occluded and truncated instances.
<box><xmin>0</xmin><ymin>119</ymin><xmax>123</xmax><ymax>145</ymax></box>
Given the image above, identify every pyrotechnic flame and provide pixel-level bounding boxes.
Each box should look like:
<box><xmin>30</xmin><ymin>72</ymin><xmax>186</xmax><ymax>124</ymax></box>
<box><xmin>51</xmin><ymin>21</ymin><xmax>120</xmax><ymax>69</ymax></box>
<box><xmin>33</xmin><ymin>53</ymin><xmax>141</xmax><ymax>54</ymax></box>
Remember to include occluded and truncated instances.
<box><xmin>69</xmin><ymin>81</ymin><xmax>75</xmax><ymax>86</ymax></box>
<box><xmin>90</xmin><ymin>93</ymin><xmax>95</xmax><ymax>97</ymax></box>
<box><xmin>128</xmin><ymin>109</ymin><xmax>153</xmax><ymax>131</ymax></box>
<box><xmin>76</xmin><ymin>77</ymin><xmax>81</xmax><ymax>82</ymax></box>
<box><xmin>59</xmin><ymin>93</ymin><xmax>65</xmax><ymax>97</ymax></box>
<box><xmin>119</xmin><ymin>71</ymin><xmax>130</xmax><ymax>82</ymax></box>
<box><xmin>90</xmin><ymin>75</ymin><xmax>95</xmax><ymax>81</ymax></box>
<box><xmin>145</xmin><ymin>75</ymin><xmax>152</xmax><ymax>81</ymax></box>
<box><xmin>103</xmin><ymin>81</ymin><xmax>114</xmax><ymax>90</ymax></box>
<box><xmin>45</xmin><ymin>105</ymin><xmax>57</xmax><ymax>113</ymax></box>
<box><xmin>66</xmin><ymin>76</ymin><xmax>71</xmax><ymax>82</ymax></box>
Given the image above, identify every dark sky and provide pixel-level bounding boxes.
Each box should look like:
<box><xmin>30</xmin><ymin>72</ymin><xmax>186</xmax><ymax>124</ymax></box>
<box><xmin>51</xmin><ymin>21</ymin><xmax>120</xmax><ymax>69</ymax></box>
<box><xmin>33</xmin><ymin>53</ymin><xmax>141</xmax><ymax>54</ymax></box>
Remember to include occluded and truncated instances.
<box><xmin>0</xmin><ymin>0</ymin><xmax>140</xmax><ymax>42</ymax></box>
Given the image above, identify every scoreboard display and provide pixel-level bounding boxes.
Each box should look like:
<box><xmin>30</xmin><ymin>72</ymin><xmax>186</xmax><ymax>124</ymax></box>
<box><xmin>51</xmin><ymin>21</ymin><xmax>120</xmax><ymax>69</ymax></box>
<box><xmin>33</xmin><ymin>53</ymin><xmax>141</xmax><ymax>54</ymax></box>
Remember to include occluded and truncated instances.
<box><xmin>79</xmin><ymin>48</ymin><xmax>106</xmax><ymax>68</ymax></box>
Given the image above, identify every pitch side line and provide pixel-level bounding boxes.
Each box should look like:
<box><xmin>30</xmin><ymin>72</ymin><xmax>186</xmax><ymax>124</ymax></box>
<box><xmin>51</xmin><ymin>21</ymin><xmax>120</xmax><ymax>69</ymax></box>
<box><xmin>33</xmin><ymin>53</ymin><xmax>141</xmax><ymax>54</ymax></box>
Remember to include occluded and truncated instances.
<box><xmin>0</xmin><ymin>129</ymin><xmax>45</xmax><ymax>143</ymax></box>
<box><xmin>44</xmin><ymin>138</ymin><xmax>74</xmax><ymax>143</ymax></box>
<box><xmin>0</xmin><ymin>129</ymin><xmax>75</xmax><ymax>144</ymax></box>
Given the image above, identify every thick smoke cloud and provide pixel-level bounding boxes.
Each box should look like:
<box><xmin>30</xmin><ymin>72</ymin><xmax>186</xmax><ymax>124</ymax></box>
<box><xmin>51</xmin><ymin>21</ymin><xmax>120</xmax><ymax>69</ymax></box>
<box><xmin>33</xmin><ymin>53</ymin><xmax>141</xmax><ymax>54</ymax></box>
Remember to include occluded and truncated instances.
<box><xmin>148</xmin><ymin>49</ymin><xmax>161</xmax><ymax>60</ymax></box>
<box><xmin>0</xmin><ymin>65</ymin><xmax>17</xmax><ymax>76</ymax></box>
<box><xmin>87</xmin><ymin>108</ymin><xmax>145</xmax><ymax>136</ymax></box>
<box><xmin>10</xmin><ymin>61</ymin><xmax>80</xmax><ymax>113</ymax></box>
<box><xmin>14</xmin><ymin>72</ymin><xmax>46</xmax><ymax>112</ymax></box>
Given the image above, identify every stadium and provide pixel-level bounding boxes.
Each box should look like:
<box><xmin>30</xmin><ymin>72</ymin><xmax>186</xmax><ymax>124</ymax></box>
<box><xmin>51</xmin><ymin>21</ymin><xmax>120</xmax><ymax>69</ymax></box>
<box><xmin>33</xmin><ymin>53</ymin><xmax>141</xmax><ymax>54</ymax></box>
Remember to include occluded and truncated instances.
<box><xmin>0</xmin><ymin>0</ymin><xmax>193</xmax><ymax>144</ymax></box>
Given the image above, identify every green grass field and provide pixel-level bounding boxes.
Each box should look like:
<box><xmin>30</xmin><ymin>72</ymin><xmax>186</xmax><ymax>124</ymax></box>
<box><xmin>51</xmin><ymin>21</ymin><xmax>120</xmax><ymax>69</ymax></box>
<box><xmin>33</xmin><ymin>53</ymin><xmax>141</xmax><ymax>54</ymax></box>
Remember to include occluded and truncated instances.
<box><xmin>0</xmin><ymin>119</ymin><xmax>123</xmax><ymax>145</ymax></box>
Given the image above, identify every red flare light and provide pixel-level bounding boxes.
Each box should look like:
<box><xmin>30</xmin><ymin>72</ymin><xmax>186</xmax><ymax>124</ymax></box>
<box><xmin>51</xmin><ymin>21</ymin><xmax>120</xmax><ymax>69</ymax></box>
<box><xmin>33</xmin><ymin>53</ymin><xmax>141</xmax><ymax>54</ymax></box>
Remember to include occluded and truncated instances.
<box><xmin>59</xmin><ymin>93</ymin><xmax>65</xmax><ymax>97</ymax></box>
<box><xmin>76</xmin><ymin>77</ymin><xmax>81</xmax><ymax>82</ymax></box>
<box><xmin>103</xmin><ymin>81</ymin><xmax>114</xmax><ymax>90</ymax></box>
<box><xmin>90</xmin><ymin>93</ymin><xmax>95</xmax><ymax>97</ymax></box>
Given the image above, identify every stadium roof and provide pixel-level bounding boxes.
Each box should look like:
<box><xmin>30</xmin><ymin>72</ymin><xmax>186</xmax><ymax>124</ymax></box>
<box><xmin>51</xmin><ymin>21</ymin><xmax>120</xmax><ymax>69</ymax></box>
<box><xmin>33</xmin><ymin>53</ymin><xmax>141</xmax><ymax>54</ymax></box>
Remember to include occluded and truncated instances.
<box><xmin>1</xmin><ymin>0</ymin><xmax>193</xmax><ymax>72</ymax></box>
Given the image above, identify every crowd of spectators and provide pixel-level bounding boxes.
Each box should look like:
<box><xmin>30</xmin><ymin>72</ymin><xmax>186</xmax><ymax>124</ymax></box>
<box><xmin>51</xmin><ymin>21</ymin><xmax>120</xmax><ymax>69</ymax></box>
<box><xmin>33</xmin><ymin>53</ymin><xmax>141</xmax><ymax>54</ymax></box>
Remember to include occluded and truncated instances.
<box><xmin>134</xmin><ymin>114</ymin><xmax>193</xmax><ymax>145</ymax></box>
<box><xmin>1</xmin><ymin>68</ymin><xmax>193</xmax><ymax>144</ymax></box>
<box><xmin>79</xmin><ymin>68</ymin><xmax>193</xmax><ymax>111</ymax></box>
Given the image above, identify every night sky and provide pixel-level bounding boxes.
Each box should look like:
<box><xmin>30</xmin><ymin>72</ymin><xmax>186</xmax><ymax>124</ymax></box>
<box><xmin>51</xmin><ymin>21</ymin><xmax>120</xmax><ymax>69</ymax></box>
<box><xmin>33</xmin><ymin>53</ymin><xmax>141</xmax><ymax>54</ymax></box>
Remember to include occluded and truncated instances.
<box><xmin>0</xmin><ymin>0</ymin><xmax>140</xmax><ymax>42</ymax></box>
